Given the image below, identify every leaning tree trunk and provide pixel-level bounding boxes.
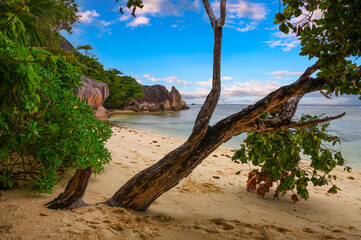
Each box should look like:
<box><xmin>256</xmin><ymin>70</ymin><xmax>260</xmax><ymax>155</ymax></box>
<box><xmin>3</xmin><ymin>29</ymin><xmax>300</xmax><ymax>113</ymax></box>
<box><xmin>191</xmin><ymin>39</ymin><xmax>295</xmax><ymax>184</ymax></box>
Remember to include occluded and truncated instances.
<box><xmin>46</xmin><ymin>167</ymin><xmax>92</xmax><ymax>209</ymax></box>
<box><xmin>103</xmin><ymin>0</ymin><xmax>227</xmax><ymax>211</ymax></box>
<box><xmin>47</xmin><ymin>0</ymin><xmax>344</xmax><ymax>211</ymax></box>
<box><xmin>105</xmin><ymin>125</ymin><xmax>232</xmax><ymax>211</ymax></box>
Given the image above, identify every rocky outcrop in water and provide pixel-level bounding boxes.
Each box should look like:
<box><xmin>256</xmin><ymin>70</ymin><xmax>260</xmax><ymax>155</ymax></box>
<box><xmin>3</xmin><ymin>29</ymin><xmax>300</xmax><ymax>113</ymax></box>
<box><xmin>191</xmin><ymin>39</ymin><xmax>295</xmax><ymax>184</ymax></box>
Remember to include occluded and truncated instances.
<box><xmin>123</xmin><ymin>85</ymin><xmax>189</xmax><ymax>112</ymax></box>
<box><xmin>74</xmin><ymin>76</ymin><xmax>110</xmax><ymax>121</ymax></box>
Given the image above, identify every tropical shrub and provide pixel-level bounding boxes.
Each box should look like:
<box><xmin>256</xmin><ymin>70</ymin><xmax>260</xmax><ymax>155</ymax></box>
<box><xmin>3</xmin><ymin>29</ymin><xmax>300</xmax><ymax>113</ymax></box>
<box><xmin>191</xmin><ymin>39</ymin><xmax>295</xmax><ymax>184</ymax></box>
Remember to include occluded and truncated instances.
<box><xmin>0</xmin><ymin>34</ymin><xmax>112</xmax><ymax>193</ymax></box>
<box><xmin>232</xmin><ymin>114</ymin><xmax>350</xmax><ymax>202</ymax></box>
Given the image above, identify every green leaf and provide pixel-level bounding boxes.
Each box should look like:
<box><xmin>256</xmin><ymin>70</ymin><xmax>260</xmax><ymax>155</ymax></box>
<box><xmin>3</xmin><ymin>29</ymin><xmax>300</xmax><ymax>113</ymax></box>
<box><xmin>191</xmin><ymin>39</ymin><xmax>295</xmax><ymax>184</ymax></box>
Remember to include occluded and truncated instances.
<box><xmin>276</xmin><ymin>13</ymin><xmax>286</xmax><ymax>21</ymax></box>
<box><xmin>294</xmin><ymin>9</ymin><xmax>302</xmax><ymax>17</ymax></box>
<box><xmin>279</xmin><ymin>23</ymin><xmax>289</xmax><ymax>34</ymax></box>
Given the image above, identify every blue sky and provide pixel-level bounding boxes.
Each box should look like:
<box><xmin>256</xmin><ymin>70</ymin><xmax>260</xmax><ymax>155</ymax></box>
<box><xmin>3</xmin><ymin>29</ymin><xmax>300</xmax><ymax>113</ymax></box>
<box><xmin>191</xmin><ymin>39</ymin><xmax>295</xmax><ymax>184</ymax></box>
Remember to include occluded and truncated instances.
<box><xmin>62</xmin><ymin>0</ymin><xmax>360</xmax><ymax>105</ymax></box>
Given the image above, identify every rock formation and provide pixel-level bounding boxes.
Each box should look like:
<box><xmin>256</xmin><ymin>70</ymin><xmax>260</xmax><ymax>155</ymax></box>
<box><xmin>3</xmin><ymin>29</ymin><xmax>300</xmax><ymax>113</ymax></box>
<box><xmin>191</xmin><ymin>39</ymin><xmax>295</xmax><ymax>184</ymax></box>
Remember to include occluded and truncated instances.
<box><xmin>59</xmin><ymin>36</ymin><xmax>110</xmax><ymax>121</ymax></box>
<box><xmin>59</xmin><ymin>36</ymin><xmax>75</xmax><ymax>51</ymax></box>
<box><xmin>74</xmin><ymin>76</ymin><xmax>110</xmax><ymax>121</ymax></box>
<box><xmin>123</xmin><ymin>85</ymin><xmax>189</xmax><ymax>112</ymax></box>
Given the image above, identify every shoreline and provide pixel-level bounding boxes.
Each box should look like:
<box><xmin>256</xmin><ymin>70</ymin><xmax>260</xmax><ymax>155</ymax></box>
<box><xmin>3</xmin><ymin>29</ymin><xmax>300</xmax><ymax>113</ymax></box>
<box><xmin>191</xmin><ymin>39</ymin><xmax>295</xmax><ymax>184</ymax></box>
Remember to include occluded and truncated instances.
<box><xmin>109</xmin><ymin>115</ymin><xmax>361</xmax><ymax>170</ymax></box>
<box><xmin>1</xmin><ymin>126</ymin><xmax>361</xmax><ymax>239</ymax></box>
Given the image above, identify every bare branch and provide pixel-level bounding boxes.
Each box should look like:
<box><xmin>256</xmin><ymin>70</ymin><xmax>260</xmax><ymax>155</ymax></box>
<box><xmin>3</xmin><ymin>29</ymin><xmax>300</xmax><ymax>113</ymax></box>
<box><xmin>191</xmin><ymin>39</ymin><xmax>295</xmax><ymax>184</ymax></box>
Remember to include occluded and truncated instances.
<box><xmin>249</xmin><ymin>112</ymin><xmax>346</xmax><ymax>133</ymax></box>
<box><xmin>190</xmin><ymin>0</ymin><xmax>225</xmax><ymax>139</ymax></box>
<box><xmin>319</xmin><ymin>90</ymin><xmax>332</xmax><ymax>99</ymax></box>
<box><xmin>217</xmin><ymin>0</ymin><xmax>227</xmax><ymax>27</ymax></box>
<box><xmin>202</xmin><ymin>0</ymin><xmax>216</xmax><ymax>28</ymax></box>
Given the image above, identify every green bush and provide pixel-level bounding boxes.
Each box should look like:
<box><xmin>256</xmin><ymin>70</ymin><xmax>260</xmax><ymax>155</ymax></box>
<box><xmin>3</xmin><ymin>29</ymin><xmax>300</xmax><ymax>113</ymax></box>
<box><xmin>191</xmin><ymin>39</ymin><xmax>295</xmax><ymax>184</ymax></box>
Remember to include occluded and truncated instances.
<box><xmin>232</xmin><ymin>114</ymin><xmax>350</xmax><ymax>202</ymax></box>
<box><xmin>0</xmin><ymin>34</ymin><xmax>112</xmax><ymax>193</ymax></box>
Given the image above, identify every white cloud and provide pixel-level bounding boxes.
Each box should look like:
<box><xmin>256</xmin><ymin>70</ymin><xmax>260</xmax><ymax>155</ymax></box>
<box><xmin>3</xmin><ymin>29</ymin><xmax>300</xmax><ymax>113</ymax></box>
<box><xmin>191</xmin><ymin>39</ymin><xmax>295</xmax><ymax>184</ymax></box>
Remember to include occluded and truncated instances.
<box><xmin>181</xmin><ymin>87</ymin><xmax>210</xmax><ymax>100</ymax></box>
<box><xmin>142</xmin><ymin>74</ymin><xmax>190</xmax><ymax>85</ymax></box>
<box><xmin>119</xmin><ymin>0</ymin><xmax>201</xmax><ymax>27</ymax></box>
<box><xmin>226</xmin><ymin>1</ymin><xmax>267</xmax><ymax>20</ymax></box>
<box><xmin>267</xmin><ymin>70</ymin><xmax>303</xmax><ymax>80</ymax></box>
<box><xmin>197</xmin><ymin>76</ymin><xmax>233</xmax><ymax>86</ymax></box>
<box><xmin>171</xmin><ymin>24</ymin><xmax>178</xmax><ymax>28</ymax></box>
<box><xmin>268</xmin><ymin>70</ymin><xmax>303</xmax><ymax>76</ymax></box>
<box><xmin>265</xmin><ymin>31</ymin><xmax>299</xmax><ymax>51</ymax></box>
<box><xmin>211</xmin><ymin>0</ymin><xmax>268</xmax><ymax>32</ymax></box>
<box><xmin>183</xmin><ymin>80</ymin><xmax>281</xmax><ymax>102</ymax></box>
<box><xmin>235</xmin><ymin>21</ymin><xmax>258</xmax><ymax>32</ymax></box>
<box><xmin>127</xmin><ymin>16</ymin><xmax>150</xmax><ymax>27</ymax></box>
<box><xmin>223</xmin><ymin>80</ymin><xmax>280</xmax><ymax>98</ymax></box>
<box><xmin>221</xmin><ymin>76</ymin><xmax>234</xmax><ymax>81</ymax></box>
<box><xmin>143</xmin><ymin>74</ymin><xmax>161</xmax><ymax>81</ymax></box>
<box><xmin>197</xmin><ymin>79</ymin><xmax>212</xmax><ymax>87</ymax></box>
<box><xmin>99</xmin><ymin>20</ymin><xmax>114</xmax><ymax>27</ymax></box>
<box><xmin>119</xmin><ymin>15</ymin><xmax>131</xmax><ymax>21</ymax></box>
<box><xmin>79</xmin><ymin>10</ymin><xmax>99</xmax><ymax>23</ymax></box>
<box><xmin>97</xmin><ymin>20</ymin><xmax>116</xmax><ymax>38</ymax></box>
<box><xmin>176</xmin><ymin>80</ymin><xmax>190</xmax><ymax>85</ymax></box>
<box><xmin>164</xmin><ymin>75</ymin><xmax>179</xmax><ymax>83</ymax></box>
<box><xmin>300</xmin><ymin>93</ymin><xmax>359</xmax><ymax>105</ymax></box>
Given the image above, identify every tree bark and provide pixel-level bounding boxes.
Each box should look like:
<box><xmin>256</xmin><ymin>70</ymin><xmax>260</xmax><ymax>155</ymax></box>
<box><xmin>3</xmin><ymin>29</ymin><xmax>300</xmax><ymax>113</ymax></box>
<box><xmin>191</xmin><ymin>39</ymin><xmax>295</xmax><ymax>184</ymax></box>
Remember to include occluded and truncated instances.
<box><xmin>45</xmin><ymin>167</ymin><xmax>92</xmax><ymax>209</ymax></box>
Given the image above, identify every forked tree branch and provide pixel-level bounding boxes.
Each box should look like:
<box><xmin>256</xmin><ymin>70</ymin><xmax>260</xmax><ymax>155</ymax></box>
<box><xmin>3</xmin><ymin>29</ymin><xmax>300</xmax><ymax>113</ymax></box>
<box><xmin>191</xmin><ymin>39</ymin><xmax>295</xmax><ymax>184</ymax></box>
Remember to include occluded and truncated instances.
<box><xmin>202</xmin><ymin>0</ymin><xmax>216</xmax><ymax>28</ymax></box>
<box><xmin>190</xmin><ymin>0</ymin><xmax>226</xmax><ymax>139</ymax></box>
<box><xmin>218</xmin><ymin>0</ymin><xmax>227</xmax><ymax>27</ymax></box>
<box><xmin>275</xmin><ymin>93</ymin><xmax>304</xmax><ymax>121</ymax></box>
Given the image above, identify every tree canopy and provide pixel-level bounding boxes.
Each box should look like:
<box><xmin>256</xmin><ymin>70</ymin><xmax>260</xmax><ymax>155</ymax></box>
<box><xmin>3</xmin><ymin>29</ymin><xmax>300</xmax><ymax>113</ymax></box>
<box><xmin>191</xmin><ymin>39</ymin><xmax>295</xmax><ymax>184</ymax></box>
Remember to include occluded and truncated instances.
<box><xmin>230</xmin><ymin>0</ymin><xmax>361</xmax><ymax>201</ymax></box>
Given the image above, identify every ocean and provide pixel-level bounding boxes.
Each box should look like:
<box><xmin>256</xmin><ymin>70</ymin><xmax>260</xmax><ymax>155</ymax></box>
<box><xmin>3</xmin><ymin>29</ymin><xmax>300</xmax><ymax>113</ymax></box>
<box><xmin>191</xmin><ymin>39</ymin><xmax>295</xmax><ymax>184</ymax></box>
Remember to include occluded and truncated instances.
<box><xmin>109</xmin><ymin>104</ymin><xmax>361</xmax><ymax>168</ymax></box>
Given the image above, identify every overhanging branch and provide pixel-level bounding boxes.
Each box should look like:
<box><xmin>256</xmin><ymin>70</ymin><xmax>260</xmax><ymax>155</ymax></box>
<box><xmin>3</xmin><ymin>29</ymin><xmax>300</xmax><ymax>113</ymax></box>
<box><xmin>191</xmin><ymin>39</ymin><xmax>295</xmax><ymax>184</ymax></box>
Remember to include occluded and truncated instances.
<box><xmin>247</xmin><ymin>112</ymin><xmax>346</xmax><ymax>133</ymax></box>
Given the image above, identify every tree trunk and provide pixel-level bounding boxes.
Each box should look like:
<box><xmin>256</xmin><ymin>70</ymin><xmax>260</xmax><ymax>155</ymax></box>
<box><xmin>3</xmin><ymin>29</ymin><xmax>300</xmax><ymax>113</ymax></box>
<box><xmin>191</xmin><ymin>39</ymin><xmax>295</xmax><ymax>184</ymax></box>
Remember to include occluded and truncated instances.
<box><xmin>104</xmin><ymin>125</ymin><xmax>233</xmax><ymax>211</ymax></box>
<box><xmin>102</xmin><ymin>0</ymin><xmax>228</xmax><ymax>211</ymax></box>
<box><xmin>45</xmin><ymin>167</ymin><xmax>92</xmax><ymax>209</ymax></box>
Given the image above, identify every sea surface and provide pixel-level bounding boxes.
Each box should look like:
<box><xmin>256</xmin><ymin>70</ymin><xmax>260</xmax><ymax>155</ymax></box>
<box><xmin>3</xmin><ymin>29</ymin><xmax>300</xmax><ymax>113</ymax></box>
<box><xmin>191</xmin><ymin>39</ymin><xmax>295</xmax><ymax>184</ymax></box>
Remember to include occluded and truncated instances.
<box><xmin>110</xmin><ymin>104</ymin><xmax>361</xmax><ymax>168</ymax></box>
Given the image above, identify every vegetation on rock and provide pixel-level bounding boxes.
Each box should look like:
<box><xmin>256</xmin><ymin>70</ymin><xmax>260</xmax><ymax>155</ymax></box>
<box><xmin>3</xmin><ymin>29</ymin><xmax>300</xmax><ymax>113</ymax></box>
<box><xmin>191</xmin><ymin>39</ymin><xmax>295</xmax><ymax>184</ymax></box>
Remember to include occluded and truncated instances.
<box><xmin>70</xmin><ymin>50</ymin><xmax>143</xmax><ymax>108</ymax></box>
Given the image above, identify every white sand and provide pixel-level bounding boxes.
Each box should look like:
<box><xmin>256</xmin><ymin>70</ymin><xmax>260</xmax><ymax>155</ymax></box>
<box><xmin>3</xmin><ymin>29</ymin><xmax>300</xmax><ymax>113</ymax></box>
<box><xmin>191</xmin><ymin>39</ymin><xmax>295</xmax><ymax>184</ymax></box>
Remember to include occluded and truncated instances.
<box><xmin>1</xmin><ymin>126</ymin><xmax>361</xmax><ymax>239</ymax></box>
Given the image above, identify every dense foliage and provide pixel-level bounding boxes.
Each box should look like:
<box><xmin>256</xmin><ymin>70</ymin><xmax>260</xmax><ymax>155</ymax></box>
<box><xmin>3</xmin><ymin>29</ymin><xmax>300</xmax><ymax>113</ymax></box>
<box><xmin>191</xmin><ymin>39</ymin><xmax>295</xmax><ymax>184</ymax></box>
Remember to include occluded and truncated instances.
<box><xmin>0</xmin><ymin>0</ymin><xmax>113</xmax><ymax>193</ymax></box>
<box><xmin>0</xmin><ymin>0</ymin><xmax>79</xmax><ymax>47</ymax></box>
<box><xmin>275</xmin><ymin>0</ymin><xmax>361</xmax><ymax>97</ymax></box>
<box><xmin>232</xmin><ymin>114</ymin><xmax>349</xmax><ymax>202</ymax></box>
<box><xmin>233</xmin><ymin>0</ymin><xmax>360</xmax><ymax>201</ymax></box>
<box><xmin>71</xmin><ymin>50</ymin><xmax>143</xmax><ymax>108</ymax></box>
<box><xmin>0</xmin><ymin>34</ymin><xmax>112</xmax><ymax>193</ymax></box>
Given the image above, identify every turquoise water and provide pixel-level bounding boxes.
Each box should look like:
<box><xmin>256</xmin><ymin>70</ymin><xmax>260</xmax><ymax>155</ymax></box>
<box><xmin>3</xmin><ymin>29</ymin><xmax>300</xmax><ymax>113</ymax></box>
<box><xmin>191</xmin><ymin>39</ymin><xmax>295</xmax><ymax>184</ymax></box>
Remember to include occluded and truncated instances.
<box><xmin>109</xmin><ymin>104</ymin><xmax>361</xmax><ymax>168</ymax></box>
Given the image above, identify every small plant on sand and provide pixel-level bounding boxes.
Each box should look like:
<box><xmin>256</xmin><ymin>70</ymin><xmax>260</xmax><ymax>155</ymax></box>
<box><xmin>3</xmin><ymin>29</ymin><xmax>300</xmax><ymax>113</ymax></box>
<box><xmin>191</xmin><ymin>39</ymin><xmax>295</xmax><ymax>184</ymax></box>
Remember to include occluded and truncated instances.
<box><xmin>232</xmin><ymin>114</ymin><xmax>351</xmax><ymax>202</ymax></box>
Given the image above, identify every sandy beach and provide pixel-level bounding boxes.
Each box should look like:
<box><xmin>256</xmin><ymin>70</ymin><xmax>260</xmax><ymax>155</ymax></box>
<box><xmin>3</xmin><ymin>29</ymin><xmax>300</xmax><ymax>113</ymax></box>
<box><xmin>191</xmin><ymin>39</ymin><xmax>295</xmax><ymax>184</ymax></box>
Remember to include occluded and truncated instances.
<box><xmin>1</xmin><ymin>126</ymin><xmax>361</xmax><ymax>240</ymax></box>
